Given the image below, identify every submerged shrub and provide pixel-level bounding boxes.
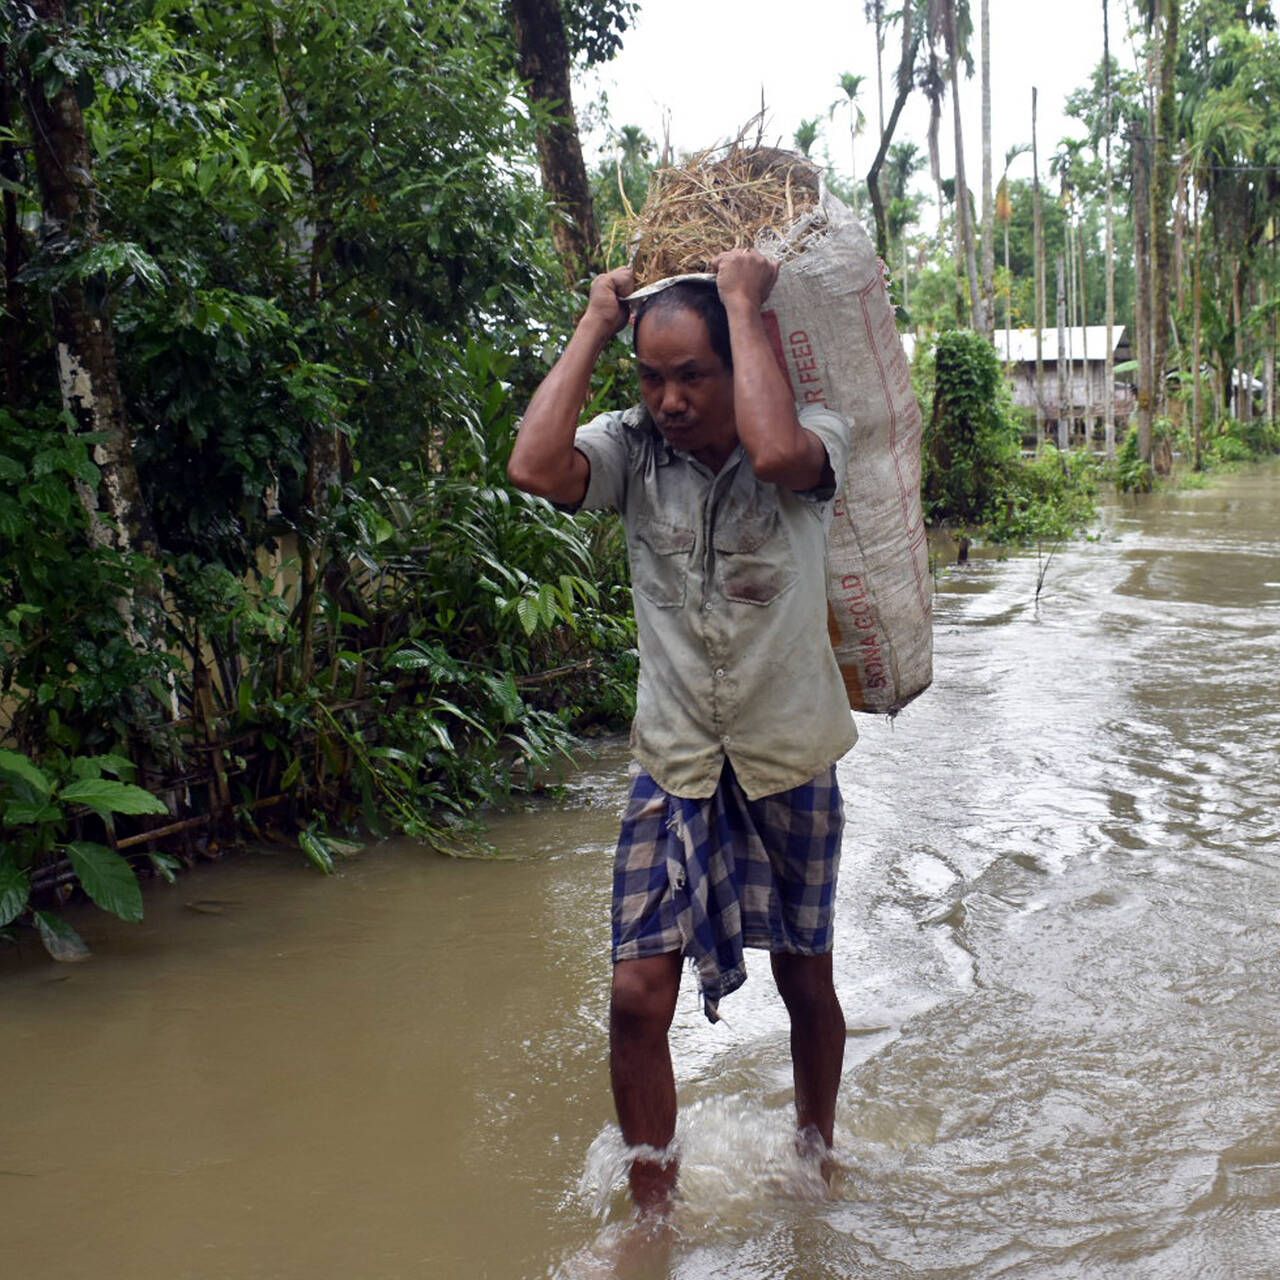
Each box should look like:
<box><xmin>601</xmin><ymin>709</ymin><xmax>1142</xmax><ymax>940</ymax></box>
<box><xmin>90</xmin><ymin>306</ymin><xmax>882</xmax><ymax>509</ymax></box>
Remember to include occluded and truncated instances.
<box><xmin>921</xmin><ymin>331</ymin><xmax>1097</xmax><ymax>539</ymax></box>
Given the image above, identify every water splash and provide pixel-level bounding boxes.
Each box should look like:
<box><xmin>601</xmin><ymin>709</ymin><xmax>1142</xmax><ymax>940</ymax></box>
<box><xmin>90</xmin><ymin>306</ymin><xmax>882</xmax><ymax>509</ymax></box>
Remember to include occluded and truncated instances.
<box><xmin>574</xmin><ymin>1095</ymin><xmax>836</xmax><ymax>1226</ymax></box>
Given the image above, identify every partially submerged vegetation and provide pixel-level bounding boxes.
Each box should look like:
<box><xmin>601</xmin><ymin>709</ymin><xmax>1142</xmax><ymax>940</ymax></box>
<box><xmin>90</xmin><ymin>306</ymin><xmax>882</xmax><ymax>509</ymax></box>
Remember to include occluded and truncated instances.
<box><xmin>0</xmin><ymin>0</ymin><xmax>640</xmax><ymax>957</ymax></box>
<box><xmin>5</xmin><ymin>0</ymin><xmax>1279</xmax><ymax>959</ymax></box>
<box><xmin>918</xmin><ymin>331</ymin><xmax>1099</xmax><ymax>546</ymax></box>
<box><xmin>917</xmin><ymin>330</ymin><xmax>1280</xmax><ymax>551</ymax></box>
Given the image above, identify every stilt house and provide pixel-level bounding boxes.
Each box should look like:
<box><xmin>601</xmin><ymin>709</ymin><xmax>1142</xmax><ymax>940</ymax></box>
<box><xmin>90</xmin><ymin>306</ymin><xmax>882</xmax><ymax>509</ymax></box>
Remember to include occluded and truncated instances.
<box><xmin>995</xmin><ymin>326</ymin><xmax>1134</xmax><ymax>446</ymax></box>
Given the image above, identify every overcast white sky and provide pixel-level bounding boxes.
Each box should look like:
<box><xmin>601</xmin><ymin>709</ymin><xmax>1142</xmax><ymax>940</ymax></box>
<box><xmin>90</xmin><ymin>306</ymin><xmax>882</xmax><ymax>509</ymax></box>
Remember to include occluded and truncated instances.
<box><xmin>578</xmin><ymin>0</ymin><xmax>1141</xmax><ymax>201</ymax></box>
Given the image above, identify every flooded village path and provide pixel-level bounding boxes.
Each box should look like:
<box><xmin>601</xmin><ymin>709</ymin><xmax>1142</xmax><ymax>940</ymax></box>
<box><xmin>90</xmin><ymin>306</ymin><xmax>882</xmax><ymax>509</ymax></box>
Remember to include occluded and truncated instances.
<box><xmin>2</xmin><ymin>463</ymin><xmax>1279</xmax><ymax>1279</ymax></box>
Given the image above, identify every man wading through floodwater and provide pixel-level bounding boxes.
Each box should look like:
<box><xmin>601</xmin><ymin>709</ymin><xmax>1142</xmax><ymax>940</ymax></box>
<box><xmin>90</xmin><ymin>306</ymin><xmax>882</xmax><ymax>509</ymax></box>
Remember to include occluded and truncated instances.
<box><xmin>508</xmin><ymin>249</ymin><xmax>856</xmax><ymax>1215</ymax></box>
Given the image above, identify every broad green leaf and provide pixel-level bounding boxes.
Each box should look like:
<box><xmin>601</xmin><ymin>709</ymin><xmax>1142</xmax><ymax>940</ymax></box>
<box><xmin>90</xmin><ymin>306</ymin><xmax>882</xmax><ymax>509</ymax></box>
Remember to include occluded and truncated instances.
<box><xmin>4</xmin><ymin>799</ymin><xmax>63</xmax><ymax>826</ymax></box>
<box><xmin>298</xmin><ymin>829</ymin><xmax>335</xmax><ymax>875</ymax></box>
<box><xmin>59</xmin><ymin>778</ymin><xmax>168</xmax><ymax>817</ymax></box>
<box><xmin>147</xmin><ymin>852</ymin><xmax>182</xmax><ymax>884</ymax></box>
<box><xmin>0</xmin><ymin>861</ymin><xmax>30</xmax><ymax>926</ymax></box>
<box><xmin>516</xmin><ymin>595</ymin><xmax>540</xmax><ymax>637</ymax></box>
<box><xmin>66</xmin><ymin>841</ymin><xmax>144</xmax><ymax>922</ymax></box>
<box><xmin>88</xmin><ymin>754</ymin><xmax>138</xmax><ymax>781</ymax></box>
<box><xmin>280</xmin><ymin>757</ymin><xmax>302</xmax><ymax>790</ymax></box>
<box><xmin>35</xmin><ymin>910</ymin><xmax>91</xmax><ymax>962</ymax></box>
<box><xmin>0</xmin><ymin>749</ymin><xmax>53</xmax><ymax>798</ymax></box>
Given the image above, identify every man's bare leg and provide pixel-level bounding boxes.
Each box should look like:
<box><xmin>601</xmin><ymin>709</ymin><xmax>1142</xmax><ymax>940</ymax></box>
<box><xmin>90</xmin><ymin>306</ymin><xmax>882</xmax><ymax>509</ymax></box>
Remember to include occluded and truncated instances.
<box><xmin>771</xmin><ymin>952</ymin><xmax>845</xmax><ymax>1152</ymax></box>
<box><xmin>610</xmin><ymin>951</ymin><xmax>684</xmax><ymax>1214</ymax></box>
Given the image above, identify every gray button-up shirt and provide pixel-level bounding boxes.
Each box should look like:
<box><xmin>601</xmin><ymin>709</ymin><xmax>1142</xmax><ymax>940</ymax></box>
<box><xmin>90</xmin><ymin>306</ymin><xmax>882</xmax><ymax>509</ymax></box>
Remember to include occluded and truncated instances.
<box><xmin>574</xmin><ymin>403</ymin><xmax>857</xmax><ymax>799</ymax></box>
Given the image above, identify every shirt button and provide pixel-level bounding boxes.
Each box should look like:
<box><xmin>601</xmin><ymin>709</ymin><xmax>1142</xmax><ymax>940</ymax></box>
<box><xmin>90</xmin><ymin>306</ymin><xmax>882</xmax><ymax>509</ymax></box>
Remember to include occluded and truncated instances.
<box><xmin>703</xmin><ymin>601</ymin><xmax>714</xmax><ymax>611</ymax></box>
<box><xmin>714</xmin><ymin>668</ymin><xmax>725</xmax><ymax>679</ymax></box>
<box><xmin>721</xmin><ymin>733</ymin><xmax>731</xmax><ymax>744</ymax></box>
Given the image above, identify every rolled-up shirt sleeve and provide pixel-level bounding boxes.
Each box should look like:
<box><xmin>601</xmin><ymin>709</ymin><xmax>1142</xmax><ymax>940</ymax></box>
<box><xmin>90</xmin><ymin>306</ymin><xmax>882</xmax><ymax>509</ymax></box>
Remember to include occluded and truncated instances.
<box><xmin>795</xmin><ymin>404</ymin><xmax>852</xmax><ymax>504</ymax></box>
<box><xmin>570</xmin><ymin>410</ymin><xmax>630</xmax><ymax>512</ymax></box>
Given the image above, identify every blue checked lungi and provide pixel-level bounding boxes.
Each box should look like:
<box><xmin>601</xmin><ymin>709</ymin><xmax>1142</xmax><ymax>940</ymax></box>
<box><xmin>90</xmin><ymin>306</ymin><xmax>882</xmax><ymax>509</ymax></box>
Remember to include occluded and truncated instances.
<box><xmin>611</xmin><ymin>760</ymin><xmax>844</xmax><ymax>1022</ymax></box>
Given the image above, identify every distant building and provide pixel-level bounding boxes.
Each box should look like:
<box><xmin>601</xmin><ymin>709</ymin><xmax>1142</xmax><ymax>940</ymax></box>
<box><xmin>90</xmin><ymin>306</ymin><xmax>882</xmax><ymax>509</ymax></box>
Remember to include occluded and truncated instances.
<box><xmin>903</xmin><ymin>327</ymin><xmax>1136</xmax><ymax>447</ymax></box>
<box><xmin>996</xmin><ymin>326</ymin><xmax>1134</xmax><ymax>443</ymax></box>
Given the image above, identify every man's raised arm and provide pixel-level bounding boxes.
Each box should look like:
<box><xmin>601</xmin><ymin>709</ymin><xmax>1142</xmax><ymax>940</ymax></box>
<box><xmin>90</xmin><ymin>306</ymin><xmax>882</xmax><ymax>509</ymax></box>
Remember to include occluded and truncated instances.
<box><xmin>711</xmin><ymin>250</ymin><xmax>833</xmax><ymax>493</ymax></box>
<box><xmin>507</xmin><ymin>266</ymin><xmax>635</xmax><ymax>506</ymax></box>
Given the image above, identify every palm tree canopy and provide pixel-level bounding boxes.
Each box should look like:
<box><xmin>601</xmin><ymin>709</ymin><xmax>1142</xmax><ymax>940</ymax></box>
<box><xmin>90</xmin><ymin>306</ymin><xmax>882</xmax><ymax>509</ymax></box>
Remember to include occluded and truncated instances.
<box><xmin>793</xmin><ymin>117</ymin><xmax>821</xmax><ymax>157</ymax></box>
<box><xmin>830</xmin><ymin>72</ymin><xmax>868</xmax><ymax>132</ymax></box>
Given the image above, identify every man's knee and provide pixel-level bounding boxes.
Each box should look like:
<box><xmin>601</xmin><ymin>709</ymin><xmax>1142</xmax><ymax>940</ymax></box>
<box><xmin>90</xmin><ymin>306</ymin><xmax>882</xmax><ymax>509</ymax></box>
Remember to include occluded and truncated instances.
<box><xmin>611</xmin><ymin>953</ymin><xmax>682</xmax><ymax>1034</ymax></box>
<box><xmin>771</xmin><ymin>952</ymin><xmax>842</xmax><ymax>1021</ymax></box>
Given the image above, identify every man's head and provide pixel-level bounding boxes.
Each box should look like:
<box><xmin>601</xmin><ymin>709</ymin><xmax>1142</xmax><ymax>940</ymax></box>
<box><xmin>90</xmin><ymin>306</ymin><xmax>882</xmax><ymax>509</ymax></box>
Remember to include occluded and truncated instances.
<box><xmin>631</xmin><ymin>282</ymin><xmax>737</xmax><ymax>460</ymax></box>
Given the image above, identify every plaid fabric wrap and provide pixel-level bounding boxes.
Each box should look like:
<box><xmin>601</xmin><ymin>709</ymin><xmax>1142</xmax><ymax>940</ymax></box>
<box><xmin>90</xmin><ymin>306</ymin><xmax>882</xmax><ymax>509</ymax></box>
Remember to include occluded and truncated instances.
<box><xmin>612</xmin><ymin>762</ymin><xmax>844</xmax><ymax>1022</ymax></box>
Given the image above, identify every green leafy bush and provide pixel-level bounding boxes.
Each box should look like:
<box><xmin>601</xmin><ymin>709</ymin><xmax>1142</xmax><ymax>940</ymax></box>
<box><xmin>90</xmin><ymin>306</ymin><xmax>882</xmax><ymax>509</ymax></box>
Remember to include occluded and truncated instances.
<box><xmin>1206</xmin><ymin>416</ymin><xmax>1280</xmax><ymax>463</ymax></box>
<box><xmin>986</xmin><ymin>445</ymin><xmax>1100</xmax><ymax>544</ymax></box>
<box><xmin>923</xmin><ymin>329</ymin><xmax>1021</xmax><ymax>526</ymax></box>
<box><xmin>1113</xmin><ymin>423</ymin><xmax>1156</xmax><ymax>492</ymax></box>
<box><xmin>0</xmin><ymin>748</ymin><xmax>170</xmax><ymax>959</ymax></box>
<box><xmin>0</xmin><ymin>409</ymin><xmax>179</xmax><ymax>756</ymax></box>
<box><xmin>921</xmin><ymin>330</ymin><xmax>1096</xmax><ymax>540</ymax></box>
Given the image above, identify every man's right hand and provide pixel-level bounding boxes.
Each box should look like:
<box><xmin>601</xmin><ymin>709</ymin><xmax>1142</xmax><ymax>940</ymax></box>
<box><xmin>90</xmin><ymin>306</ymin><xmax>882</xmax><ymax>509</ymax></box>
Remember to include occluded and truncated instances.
<box><xmin>582</xmin><ymin>266</ymin><xmax>637</xmax><ymax>341</ymax></box>
<box><xmin>508</xmin><ymin>267</ymin><xmax>635</xmax><ymax>506</ymax></box>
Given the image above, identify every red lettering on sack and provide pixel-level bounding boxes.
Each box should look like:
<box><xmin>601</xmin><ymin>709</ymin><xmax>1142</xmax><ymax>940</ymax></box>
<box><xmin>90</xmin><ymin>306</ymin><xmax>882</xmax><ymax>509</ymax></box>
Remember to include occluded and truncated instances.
<box><xmin>833</xmin><ymin>570</ymin><xmax>887</xmax><ymax>689</ymax></box>
<box><xmin>786</xmin><ymin>330</ymin><xmax>826</xmax><ymax>406</ymax></box>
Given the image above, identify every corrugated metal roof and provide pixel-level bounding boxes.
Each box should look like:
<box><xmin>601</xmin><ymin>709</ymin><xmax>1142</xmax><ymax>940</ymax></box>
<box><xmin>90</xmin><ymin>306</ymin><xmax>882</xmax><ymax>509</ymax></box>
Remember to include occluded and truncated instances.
<box><xmin>994</xmin><ymin>327</ymin><xmax>1128</xmax><ymax>364</ymax></box>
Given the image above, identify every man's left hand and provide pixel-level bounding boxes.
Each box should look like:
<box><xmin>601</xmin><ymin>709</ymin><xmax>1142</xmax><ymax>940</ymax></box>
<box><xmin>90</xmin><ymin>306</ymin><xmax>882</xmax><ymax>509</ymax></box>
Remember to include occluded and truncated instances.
<box><xmin>709</xmin><ymin>248</ymin><xmax>780</xmax><ymax>310</ymax></box>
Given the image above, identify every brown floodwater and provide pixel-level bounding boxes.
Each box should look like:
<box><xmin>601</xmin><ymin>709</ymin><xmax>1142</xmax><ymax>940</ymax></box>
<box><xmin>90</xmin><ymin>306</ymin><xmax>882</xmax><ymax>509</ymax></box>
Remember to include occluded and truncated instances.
<box><xmin>3</xmin><ymin>463</ymin><xmax>1279</xmax><ymax>1279</ymax></box>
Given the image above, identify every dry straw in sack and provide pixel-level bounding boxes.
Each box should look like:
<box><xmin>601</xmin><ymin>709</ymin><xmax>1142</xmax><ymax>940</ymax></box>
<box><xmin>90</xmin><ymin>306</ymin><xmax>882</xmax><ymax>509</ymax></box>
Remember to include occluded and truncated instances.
<box><xmin>622</xmin><ymin>144</ymin><xmax>932</xmax><ymax>715</ymax></box>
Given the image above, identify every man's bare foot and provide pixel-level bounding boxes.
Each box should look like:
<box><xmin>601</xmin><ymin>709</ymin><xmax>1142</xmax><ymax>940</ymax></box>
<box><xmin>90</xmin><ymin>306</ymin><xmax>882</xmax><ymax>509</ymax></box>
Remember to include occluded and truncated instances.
<box><xmin>628</xmin><ymin>1145</ymin><xmax>679</xmax><ymax>1216</ymax></box>
<box><xmin>795</xmin><ymin>1124</ymin><xmax>842</xmax><ymax>1194</ymax></box>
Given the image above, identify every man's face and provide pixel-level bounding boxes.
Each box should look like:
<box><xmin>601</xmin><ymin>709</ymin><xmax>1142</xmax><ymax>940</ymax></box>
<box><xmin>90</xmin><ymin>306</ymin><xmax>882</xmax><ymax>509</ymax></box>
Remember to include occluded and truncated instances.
<box><xmin>635</xmin><ymin>305</ymin><xmax>737</xmax><ymax>462</ymax></box>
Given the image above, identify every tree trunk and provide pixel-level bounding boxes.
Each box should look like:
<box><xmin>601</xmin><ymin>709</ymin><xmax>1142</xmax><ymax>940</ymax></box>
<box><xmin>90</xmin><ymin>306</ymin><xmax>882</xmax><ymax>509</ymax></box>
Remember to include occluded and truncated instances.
<box><xmin>1266</xmin><ymin>291</ymin><xmax>1276</xmax><ymax>427</ymax></box>
<box><xmin>1057</xmin><ymin>253</ymin><xmax>1069</xmax><ymax>451</ymax></box>
<box><xmin>1103</xmin><ymin>0</ymin><xmax>1117</xmax><ymax>459</ymax></box>
<box><xmin>1</xmin><ymin>43</ymin><xmax>25</xmax><ymax>405</ymax></box>
<box><xmin>510</xmin><ymin>0</ymin><xmax>599</xmax><ymax>283</ymax></box>
<box><xmin>1067</xmin><ymin>216</ymin><xmax>1077</xmax><ymax>439</ymax></box>
<box><xmin>1079</xmin><ymin>220</ymin><xmax>1091</xmax><ymax>449</ymax></box>
<box><xmin>1192</xmin><ymin>192</ymin><xmax>1203</xmax><ymax>468</ymax></box>
<box><xmin>15</xmin><ymin>0</ymin><xmax>155</xmax><ymax>557</ymax></box>
<box><xmin>1233</xmin><ymin>263</ymin><xmax>1249</xmax><ymax>422</ymax></box>
<box><xmin>1268</xmin><ymin>238</ymin><xmax>1277</xmax><ymax>427</ymax></box>
<box><xmin>1003</xmin><ymin>221</ymin><xmax>1011</xmax><ymax>355</ymax></box>
<box><xmin>872</xmin><ymin>1</ymin><xmax>886</xmax><ymax>139</ymax></box>
<box><xmin>1033</xmin><ymin>88</ymin><xmax>1047</xmax><ymax>444</ymax></box>
<box><xmin>1131</xmin><ymin>120</ymin><xmax>1154</xmax><ymax>463</ymax></box>
<box><xmin>1151</xmin><ymin>0</ymin><xmax>1179</xmax><ymax>440</ymax></box>
<box><xmin>947</xmin><ymin>0</ymin><xmax>982</xmax><ymax>331</ymax></box>
<box><xmin>868</xmin><ymin>1</ymin><xmax>919</xmax><ymax>264</ymax></box>
<box><xmin>979</xmin><ymin>0</ymin><xmax>995</xmax><ymax>340</ymax></box>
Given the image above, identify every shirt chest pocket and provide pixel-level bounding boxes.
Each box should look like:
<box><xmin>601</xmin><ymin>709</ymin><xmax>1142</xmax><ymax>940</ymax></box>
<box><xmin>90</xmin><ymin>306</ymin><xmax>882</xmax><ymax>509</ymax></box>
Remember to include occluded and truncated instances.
<box><xmin>632</xmin><ymin>518</ymin><xmax>696</xmax><ymax>609</ymax></box>
<box><xmin>712</xmin><ymin>508</ymin><xmax>798</xmax><ymax>606</ymax></box>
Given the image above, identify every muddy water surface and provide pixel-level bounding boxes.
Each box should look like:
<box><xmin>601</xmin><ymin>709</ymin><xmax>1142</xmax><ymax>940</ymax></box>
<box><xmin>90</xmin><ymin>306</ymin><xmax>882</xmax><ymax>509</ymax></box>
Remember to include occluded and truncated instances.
<box><xmin>3</xmin><ymin>464</ymin><xmax>1280</xmax><ymax>1279</ymax></box>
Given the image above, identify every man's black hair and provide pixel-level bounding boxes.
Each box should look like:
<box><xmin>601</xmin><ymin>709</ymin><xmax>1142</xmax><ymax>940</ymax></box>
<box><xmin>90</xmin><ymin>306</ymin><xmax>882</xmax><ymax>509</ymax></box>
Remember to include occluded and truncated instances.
<box><xmin>632</xmin><ymin>280</ymin><xmax>733</xmax><ymax>370</ymax></box>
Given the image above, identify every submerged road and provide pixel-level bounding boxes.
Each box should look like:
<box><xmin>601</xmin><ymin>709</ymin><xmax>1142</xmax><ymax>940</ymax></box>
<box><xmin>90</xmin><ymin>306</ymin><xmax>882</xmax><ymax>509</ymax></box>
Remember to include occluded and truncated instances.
<box><xmin>2</xmin><ymin>463</ymin><xmax>1279</xmax><ymax>1279</ymax></box>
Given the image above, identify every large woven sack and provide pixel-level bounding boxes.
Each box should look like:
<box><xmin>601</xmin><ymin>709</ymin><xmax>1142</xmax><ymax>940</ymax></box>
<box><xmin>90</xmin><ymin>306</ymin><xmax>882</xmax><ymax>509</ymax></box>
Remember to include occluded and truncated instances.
<box><xmin>761</xmin><ymin>188</ymin><xmax>932</xmax><ymax>714</ymax></box>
